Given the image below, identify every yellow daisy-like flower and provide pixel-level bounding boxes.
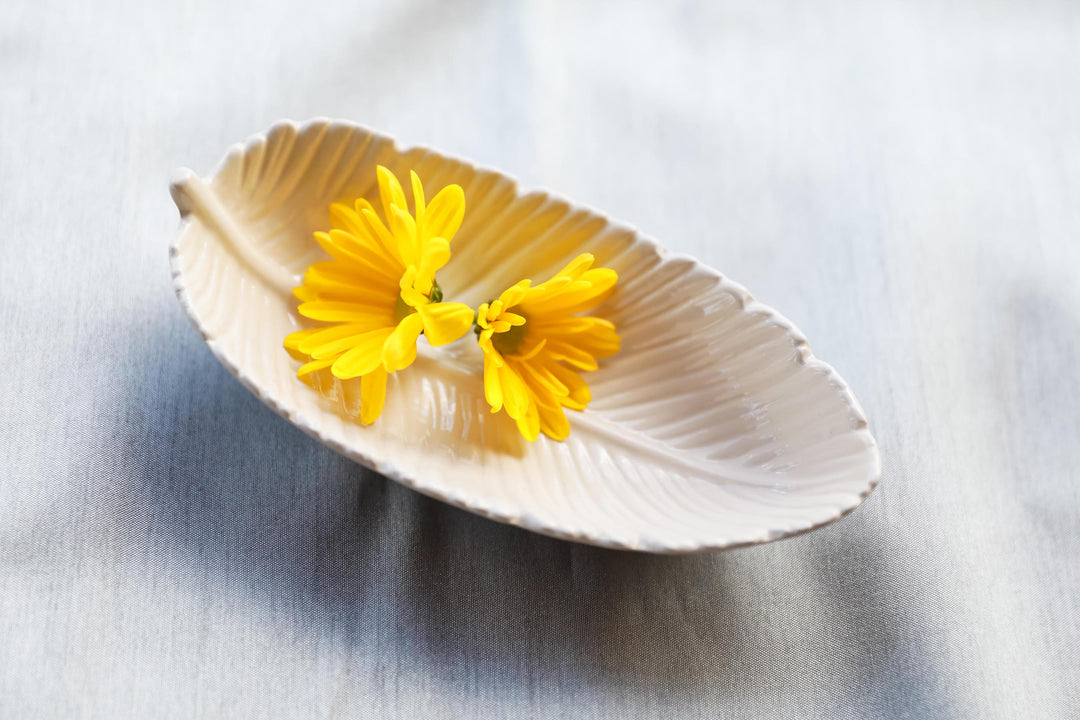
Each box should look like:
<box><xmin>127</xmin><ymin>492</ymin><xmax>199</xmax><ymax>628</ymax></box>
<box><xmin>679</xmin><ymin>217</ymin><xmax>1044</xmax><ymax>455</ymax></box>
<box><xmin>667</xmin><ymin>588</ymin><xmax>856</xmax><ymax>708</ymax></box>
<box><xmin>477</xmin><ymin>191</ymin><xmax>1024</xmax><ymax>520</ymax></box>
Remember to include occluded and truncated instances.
<box><xmin>476</xmin><ymin>254</ymin><xmax>620</xmax><ymax>441</ymax></box>
<box><xmin>284</xmin><ymin>166</ymin><xmax>475</xmax><ymax>424</ymax></box>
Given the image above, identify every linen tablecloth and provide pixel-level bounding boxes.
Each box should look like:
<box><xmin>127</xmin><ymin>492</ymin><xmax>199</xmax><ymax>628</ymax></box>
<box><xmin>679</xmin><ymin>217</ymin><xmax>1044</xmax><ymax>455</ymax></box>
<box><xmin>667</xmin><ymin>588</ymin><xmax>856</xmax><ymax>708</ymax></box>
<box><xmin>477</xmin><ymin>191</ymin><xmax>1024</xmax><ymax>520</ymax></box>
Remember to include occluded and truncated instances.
<box><xmin>2</xmin><ymin>0</ymin><xmax>1077</xmax><ymax>717</ymax></box>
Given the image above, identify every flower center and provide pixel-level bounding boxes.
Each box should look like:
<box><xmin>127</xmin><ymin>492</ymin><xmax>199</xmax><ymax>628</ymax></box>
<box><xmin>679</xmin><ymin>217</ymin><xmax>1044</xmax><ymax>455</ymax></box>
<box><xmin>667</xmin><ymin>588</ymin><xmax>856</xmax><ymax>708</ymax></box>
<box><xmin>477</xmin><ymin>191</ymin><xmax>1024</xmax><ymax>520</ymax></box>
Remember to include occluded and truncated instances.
<box><xmin>491</xmin><ymin>316</ymin><xmax>528</xmax><ymax>355</ymax></box>
<box><xmin>394</xmin><ymin>278</ymin><xmax>442</xmax><ymax>322</ymax></box>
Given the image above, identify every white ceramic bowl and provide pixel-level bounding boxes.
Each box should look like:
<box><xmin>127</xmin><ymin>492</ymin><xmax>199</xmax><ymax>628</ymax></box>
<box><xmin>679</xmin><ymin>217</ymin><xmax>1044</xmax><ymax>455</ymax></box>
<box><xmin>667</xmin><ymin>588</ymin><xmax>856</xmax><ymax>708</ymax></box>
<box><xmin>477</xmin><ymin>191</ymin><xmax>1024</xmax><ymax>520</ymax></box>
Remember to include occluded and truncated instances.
<box><xmin>169</xmin><ymin>118</ymin><xmax>880</xmax><ymax>553</ymax></box>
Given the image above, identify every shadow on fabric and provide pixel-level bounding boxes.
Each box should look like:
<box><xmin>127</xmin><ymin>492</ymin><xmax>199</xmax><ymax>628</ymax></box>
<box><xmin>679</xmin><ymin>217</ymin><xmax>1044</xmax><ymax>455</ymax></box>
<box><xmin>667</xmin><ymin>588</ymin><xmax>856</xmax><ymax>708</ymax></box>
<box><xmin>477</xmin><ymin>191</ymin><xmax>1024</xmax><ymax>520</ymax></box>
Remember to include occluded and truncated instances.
<box><xmin>112</xmin><ymin>307</ymin><xmax>941</xmax><ymax>712</ymax></box>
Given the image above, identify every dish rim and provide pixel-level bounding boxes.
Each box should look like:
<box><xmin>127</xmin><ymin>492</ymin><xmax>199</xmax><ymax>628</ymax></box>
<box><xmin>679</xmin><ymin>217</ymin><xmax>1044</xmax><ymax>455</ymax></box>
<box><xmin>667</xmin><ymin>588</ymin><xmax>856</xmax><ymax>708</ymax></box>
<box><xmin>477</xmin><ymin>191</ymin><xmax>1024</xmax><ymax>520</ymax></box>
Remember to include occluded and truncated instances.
<box><xmin>169</xmin><ymin>117</ymin><xmax>882</xmax><ymax>554</ymax></box>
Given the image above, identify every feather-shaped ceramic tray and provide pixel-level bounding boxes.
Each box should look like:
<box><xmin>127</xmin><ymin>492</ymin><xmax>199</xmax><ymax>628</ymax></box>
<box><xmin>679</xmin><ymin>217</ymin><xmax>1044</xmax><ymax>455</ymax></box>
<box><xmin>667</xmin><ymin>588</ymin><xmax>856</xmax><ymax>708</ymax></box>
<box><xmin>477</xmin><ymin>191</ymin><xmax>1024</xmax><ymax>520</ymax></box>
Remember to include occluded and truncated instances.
<box><xmin>169</xmin><ymin>118</ymin><xmax>880</xmax><ymax>553</ymax></box>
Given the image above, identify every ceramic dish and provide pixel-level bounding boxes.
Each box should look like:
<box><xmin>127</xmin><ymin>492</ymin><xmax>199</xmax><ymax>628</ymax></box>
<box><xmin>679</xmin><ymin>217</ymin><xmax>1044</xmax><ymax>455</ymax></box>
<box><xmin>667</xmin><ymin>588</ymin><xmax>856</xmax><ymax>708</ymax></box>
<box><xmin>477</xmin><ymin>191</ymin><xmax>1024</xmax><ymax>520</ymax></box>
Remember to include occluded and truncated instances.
<box><xmin>169</xmin><ymin>118</ymin><xmax>880</xmax><ymax>553</ymax></box>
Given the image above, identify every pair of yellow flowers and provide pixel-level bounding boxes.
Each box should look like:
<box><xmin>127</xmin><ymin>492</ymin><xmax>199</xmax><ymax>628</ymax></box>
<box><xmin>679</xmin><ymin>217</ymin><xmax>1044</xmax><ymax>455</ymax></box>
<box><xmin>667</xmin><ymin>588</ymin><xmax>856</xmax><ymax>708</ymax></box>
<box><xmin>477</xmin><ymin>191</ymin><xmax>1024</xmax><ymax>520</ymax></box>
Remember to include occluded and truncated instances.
<box><xmin>284</xmin><ymin>166</ymin><xmax>619</xmax><ymax>442</ymax></box>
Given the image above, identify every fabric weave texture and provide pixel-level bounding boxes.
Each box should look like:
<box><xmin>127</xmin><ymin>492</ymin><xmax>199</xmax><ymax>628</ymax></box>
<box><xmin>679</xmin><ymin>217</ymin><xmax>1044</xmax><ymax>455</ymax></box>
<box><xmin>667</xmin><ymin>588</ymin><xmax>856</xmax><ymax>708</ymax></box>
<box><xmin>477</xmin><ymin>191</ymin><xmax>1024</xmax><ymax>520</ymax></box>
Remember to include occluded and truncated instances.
<box><xmin>1</xmin><ymin>0</ymin><xmax>1078</xmax><ymax>717</ymax></box>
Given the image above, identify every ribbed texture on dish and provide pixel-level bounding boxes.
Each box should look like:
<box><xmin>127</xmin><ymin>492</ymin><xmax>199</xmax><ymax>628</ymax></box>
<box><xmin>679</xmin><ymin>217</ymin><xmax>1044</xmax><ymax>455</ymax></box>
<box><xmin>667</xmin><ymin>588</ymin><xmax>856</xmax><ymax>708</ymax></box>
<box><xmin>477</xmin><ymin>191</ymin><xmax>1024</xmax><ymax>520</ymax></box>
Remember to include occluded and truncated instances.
<box><xmin>169</xmin><ymin>118</ymin><xmax>879</xmax><ymax>552</ymax></box>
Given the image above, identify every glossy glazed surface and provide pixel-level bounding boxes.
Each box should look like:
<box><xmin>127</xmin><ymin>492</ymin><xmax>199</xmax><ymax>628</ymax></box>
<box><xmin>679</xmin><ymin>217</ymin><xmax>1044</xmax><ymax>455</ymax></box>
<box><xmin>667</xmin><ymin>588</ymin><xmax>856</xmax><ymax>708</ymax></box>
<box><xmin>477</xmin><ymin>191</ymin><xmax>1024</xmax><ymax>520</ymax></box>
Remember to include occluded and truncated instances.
<box><xmin>170</xmin><ymin>118</ymin><xmax>880</xmax><ymax>552</ymax></box>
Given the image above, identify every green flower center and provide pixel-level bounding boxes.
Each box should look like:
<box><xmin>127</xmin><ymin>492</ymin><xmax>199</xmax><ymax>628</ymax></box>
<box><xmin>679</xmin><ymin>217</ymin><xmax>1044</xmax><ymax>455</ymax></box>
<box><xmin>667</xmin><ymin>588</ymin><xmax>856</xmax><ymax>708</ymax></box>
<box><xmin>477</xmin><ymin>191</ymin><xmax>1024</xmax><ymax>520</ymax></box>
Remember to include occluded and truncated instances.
<box><xmin>491</xmin><ymin>316</ymin><xmax>528</xmax><ymax>355</ymax></box>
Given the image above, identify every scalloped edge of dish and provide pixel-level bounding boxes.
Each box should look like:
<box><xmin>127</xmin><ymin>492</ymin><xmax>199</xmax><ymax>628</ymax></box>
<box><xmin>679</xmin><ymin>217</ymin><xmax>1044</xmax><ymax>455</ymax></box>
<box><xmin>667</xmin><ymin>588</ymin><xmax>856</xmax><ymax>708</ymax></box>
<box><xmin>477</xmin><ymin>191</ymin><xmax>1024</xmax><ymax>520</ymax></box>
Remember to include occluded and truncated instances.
<box><xmin>169</xmin><ymin>117</ymin><xmax>881</xmax><ymax>553</ymax></box>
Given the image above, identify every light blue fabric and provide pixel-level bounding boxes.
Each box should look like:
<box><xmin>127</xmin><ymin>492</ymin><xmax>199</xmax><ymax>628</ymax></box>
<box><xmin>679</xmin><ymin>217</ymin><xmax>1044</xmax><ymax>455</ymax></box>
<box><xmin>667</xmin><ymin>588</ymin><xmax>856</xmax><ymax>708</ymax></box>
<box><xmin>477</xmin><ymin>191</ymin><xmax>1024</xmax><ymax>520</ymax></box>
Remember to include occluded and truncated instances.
<box><xmin>1</xmin><ymin>0</ymin><xmax>1077</xmax><ymax>717</ymax></box>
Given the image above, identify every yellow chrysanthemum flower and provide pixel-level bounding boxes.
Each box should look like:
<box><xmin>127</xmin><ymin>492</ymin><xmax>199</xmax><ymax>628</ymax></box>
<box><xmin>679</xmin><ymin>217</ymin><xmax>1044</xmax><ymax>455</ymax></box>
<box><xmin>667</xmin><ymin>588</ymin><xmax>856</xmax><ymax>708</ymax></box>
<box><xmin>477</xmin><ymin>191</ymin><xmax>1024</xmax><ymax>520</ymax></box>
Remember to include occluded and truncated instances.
<box><xmin>285</xmin><ymin>166</ymin><xmax>475</xmax><ymax>424</ymax></box>
<box><xmin>476</xmin><ymin>254</ymin><xmax>620</xmax><ymax>441</ymax></box>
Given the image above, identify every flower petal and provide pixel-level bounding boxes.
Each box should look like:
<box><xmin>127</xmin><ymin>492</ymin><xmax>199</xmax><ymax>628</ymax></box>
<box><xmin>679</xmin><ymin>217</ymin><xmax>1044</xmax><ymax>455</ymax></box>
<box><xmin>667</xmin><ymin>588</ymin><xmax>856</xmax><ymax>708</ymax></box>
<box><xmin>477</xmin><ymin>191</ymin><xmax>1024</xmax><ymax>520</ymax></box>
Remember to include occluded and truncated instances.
<box><xmin>325</xmin><ymin>229</ymin><xmax>402</xmax><ymax>283</ymax></box>
<box><xmin>414</xmin><ymin>237</ymin><xmax>451</xmax><ymax>293</ymax></box>
<box><xmin>284</xmin><ymin>328</ymin><xmax>320</xmax><ymax>360</ymax></box>
<box><xmin>329</xmin><ymin>203</ymin><xmax>401</xmax><ymax>270</ymax></box>
<box><xmin>296</xmin><ymin>322</ymin><xmax>387</xmax><ymax>355</ymax></box>
<box><xmin>497</xmin><ymin>280</ymin><xmax>531</xmax><ymax>309</ymax></box>
<box><xmin>554</xmin><ymin>253</ymin><xmax>594</xmax><ymax>281</ymax></box>
<box><xmin>416</xmin><ymin>302</ymin><xmax>474</xmax><ymax>346</ymax></box>
<box><xmin>421</xmin><ymin>183</ymin><xmax>465</xmax><ymax>244</ymax></box>
<box><xmin>476</xmin><ymin>302</ymin><xmax>492</xmax><ymax>330</ymax></box>
<box><xmin>479</xmin><ymin>332</ymin><xmax>504</xmax><ymax>367</ymax></box>
<box><xmin>330</xmin><ymin>328</ymin><xmax>394</xmax><ymax>379</ymax></box>
<box><xmin>360</xmin><ymin>366</ymin><xmax>388</xmax><ymax>424</ymax></box>
<box><xmin>483</xmin><ymin>347</ymin><xmax>503</xmax><ymax>413</ymax></box>
<box><xmin>570</xmin><ymin>318</ymin><xmax>621</xmax><ymax>359</ymax></box>
<box><xmin>498</xmin><ymin>364</ymin><xmax>530</xmax><ymax>420</ymax></box>
<box><xmin>312</xmin><ymin>231</ymin><xmax>395</xmax><ymax>285</ymax></box>
<box><xmin>533</xmin><ymin>317</ymin><xmax>621</xmax><ymax>358</ymax></box>
<box><xmin>292</xmin><ymin>286</ymin><xmax>318</xmax><ymax>303</ymax></box>
<box><xmin>512</xmin><ymin>336</ymin><xmax>548</xmax><ymax>362</ymax></box>
<box><xmin>410</xmin><ymin>171</ymin><xmax>426</xmax><ymax>223</ymax></box>
<box><xmin>545</xmin><ymin>340</ymin><xmax>599</xmax><ymax>371</ymax></box>
<box><xmin>302</xmin><ymin>263</ymin><xmax>398</xmax><ymax>306</ymax></box>
<box><xmin>299</xmin><ymin>301</ymin><xmax>393</xmax><ymax>323</ymax></box>
<box><xmin>516</xmin><ymin>403</ymin><xmax>541</xmax><ymax>442</ymax></box>
<box><xmin>376</xmin><ymin>165</ymin><xmax>408</xmax><ymax>227</ymax></box>
<box><xmin>297</xmin><ymin>358</ymin><xmax>334</xmax><ymax>377</ymax></box>
<box><xmin>542</xmin><ymin>268</ymin><xmax>618</xmax><ymax>315</ymax></box>
<box><xmin>382</xmin><ymin>313</ymin><xmax>425</xmax><ymax>373</ymax></box>
<box><xmin>520</xmin><ymin>276</ymin><xmax>615</xmax><ymax>316</ymax></box>
<box><xmin>308</xmin><ymin>327</ymin><xmax>392</xmax><ymax>361</ymax></box>
<box><xmin>389</xmin><ymin>205</ymin><xmax>420</xmax><ymax>269</ymax></box>
<box><xmin>502</xmin><ymin>312</ymin><xmax>526</xmax><ymax>327</ymax></box>
<box><xmin>358</xmin><ymin>207</ymin><xmax>405</xmax><ymax>268</ymax></box>
<box><xmin>538</xmin><ymin>403</ymin><xmax>570</xmax><ymax>441</ymax></box>
<box><xmin>515</xmin><ymin>354</ymin><xmax>568</xmax><ymax>400</ymax></box>
<box><xmin>546</xmin><ymin>361</ymin><xmax>592</xmax><ymax>409</ymax></box>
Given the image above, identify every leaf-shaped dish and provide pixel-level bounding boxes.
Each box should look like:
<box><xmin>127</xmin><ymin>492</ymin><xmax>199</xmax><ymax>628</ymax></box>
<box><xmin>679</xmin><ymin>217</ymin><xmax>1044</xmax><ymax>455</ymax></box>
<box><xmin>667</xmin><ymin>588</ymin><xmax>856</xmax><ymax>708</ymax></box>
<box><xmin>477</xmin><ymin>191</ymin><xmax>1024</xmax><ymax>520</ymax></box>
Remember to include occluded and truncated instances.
<box><xmin>169</xmin><ymin>118</ymin><xmax>880</xmax><ymax>553</ymax></box>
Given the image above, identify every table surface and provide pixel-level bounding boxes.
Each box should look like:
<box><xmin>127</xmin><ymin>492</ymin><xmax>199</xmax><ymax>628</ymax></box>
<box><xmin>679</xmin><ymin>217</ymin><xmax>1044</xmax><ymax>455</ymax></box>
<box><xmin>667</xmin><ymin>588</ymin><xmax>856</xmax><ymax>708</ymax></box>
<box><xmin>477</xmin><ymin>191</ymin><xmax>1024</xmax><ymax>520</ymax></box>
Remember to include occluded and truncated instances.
<box><xmin>2</xmin><ymin>0</ymin><xmax>1078</xmax><ymax>717</ymax></box>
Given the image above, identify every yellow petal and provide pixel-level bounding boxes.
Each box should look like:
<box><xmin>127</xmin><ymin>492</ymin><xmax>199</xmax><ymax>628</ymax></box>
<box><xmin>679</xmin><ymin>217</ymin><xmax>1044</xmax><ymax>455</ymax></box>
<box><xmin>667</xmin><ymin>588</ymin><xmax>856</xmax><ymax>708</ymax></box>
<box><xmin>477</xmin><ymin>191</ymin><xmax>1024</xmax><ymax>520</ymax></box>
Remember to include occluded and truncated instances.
<box><xmin>376</xmin><ymin>165</ymin><xmax>408</xmax><ymax>226</ymax></box>
<box><xmin>516</xmin><ymin>355</ymin><xmax>568</xmax><ymax>399</ymax></box>
<box><xmin>483</xmin><ymin>347</ymin><xmax>503</xmax><ymax>413</ymax></box>
<box><xmin>310</xmin><ymin>328</ymin><xmax>391</xmax><ymax>362</ymax></box>
<box><xmin>360</xmin><ymin>366</ymin><xmax>388</xmax><ymax>424</ymax></box>
<box><xmin>538</xmin><ymin>403</ymin><xmax>570</xmax><ymax>441</ymax></box>
<box><xmin>512</xmin><ymin>336</ymin><xmax>548</xmax><ymax>361</ymax></box>
<box><xmin>529</xmin><ymin>316</ymin><xmax>600</xmax><ymax>334</ymax></box>
<box><xmin>297</xmin><ymin>358</ymin><xmax>334</xmax><ymax>377</ymax></box>
<box><xmin>502</xmin><ymin>312</ymin><xmax>526</xmax><ymax>327</ymax></box>
<box><xmin>414</xmin><ymin>237</ymin><xmax>451</xmax><ymax>293</ymax></box>
<box><xmin>476</xmin><ymin>302</ymin><xmax>491</xmax><ymax>330</ymax></box>
<box><xmin>284</xmin><ymin>328</ymin><xmax>320</xmax><ymax>359</ymax></box>
<box><xmin>554</xmin><ymin>253</ymin><xmax>594</xmax><ymax>281</ymax></box>
<box><xmin>541</xmin><ymin>268</ymin><xmax>618</xmax><ymax>315</ymax></box>
<box><xmin>325</xmin><ymin>229</ymin><xmax>401</xmax><ymax>284</ymax></box>
<box><xmin>331</xmin><ymin>328</ymin><xmax>394</xmax><ymax>379</ymax></box>
<box><xmin>416</xmin><ymin>302</ymin><xmax>474</xmax><ymax>346</ymax></box>
<box><xmin>303</xmin><ymin>263</ymin><xmax>398</xmax><ymax>306</ymax></box>
<box><xmin>297</xmin><ymin>322</ymin><xmax>389</xmax><ymax>356</ymax></box>
<box><xmin>358</xmin><ymin>207</ymin><xmax>405</xmax><ymax>268</ymax></box>
<box><xmin>516</xmin><ymin>403</ymin><xmax>541</xmax><ymax>442</ymax></box>
<box><xmin>354</xmin><ymin>196</ymin><xmax>377</xmax><ymax>217</ymax></box>
<box><xmin>478</xmin><ymin>332</ymin><xmax>504</xmax><ymax>367</ymax></box>
<box><xmin>498</xmin><ymin>364</ymin><xmax>530</xmax><ymax>420</ymax></box>
<box><xmin>546</xmin><ymin>340</ymin><xmax>599</xmax><ymax>371</ymax></box>
<box><xmin>329</xmin><ymin>203</ymin><xmax>400</xmax><ymax>269</ymax></box>
<box><xmin>519</xmin><ymin>280</ymin><xmax>596</xmax><ymax>316</ymax></box>
<box><xmin>498</xmin><ymin>280</ymin><xmax>531</xmax><ymax>309</ymax></box>
<box><xmin>520</xmin><ymin>276</ymin><xmax>571</xmax><ymax>305</ymax></box>
<box><xmin>293</xmin><ymin>285</ymin><xmax>318</xmax><ymax>303</ymax></box>
<box><xmin>533</xmin><ymin>317</ymin><xmax>620</xmax><ymax>359</ymax></box>
<box><xmin>421</xmin><ymin>184</ymin><xmax>465</xmax><ymax>244</ymax></box>
<box><xmin>571</xmin><ymin>319</ymin><xmax>621</xmax><ymax>359</ymax></box>
<box><xmin>388</xmin><ymin>205</ymin><xmax>420</xmax><ymax>269</ymax></box>
<box><xmin>547</xmin><ymin>361</ymin><xmax>592</xmax><ymax>409</ymax></box>
<box><xmin>410</xmin><ymin>170</ymin><xmax>426</xmax><ymax>223</ymax></box>
<box><xmin>299</xmin><ymin>301</ymin><xmax>392</xmax><ymax>323</ymax></box>
<box><xmin>382</xmin><ymin>313</ymin><xmax>424</xmax><ymax>373</ymax></box>
<box><xmin>399</xmin><ymin>291</ymin><xmax>425</xmax><ymax>311</ymax></box>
